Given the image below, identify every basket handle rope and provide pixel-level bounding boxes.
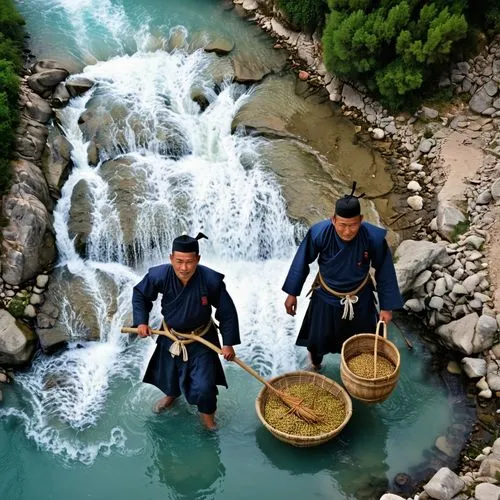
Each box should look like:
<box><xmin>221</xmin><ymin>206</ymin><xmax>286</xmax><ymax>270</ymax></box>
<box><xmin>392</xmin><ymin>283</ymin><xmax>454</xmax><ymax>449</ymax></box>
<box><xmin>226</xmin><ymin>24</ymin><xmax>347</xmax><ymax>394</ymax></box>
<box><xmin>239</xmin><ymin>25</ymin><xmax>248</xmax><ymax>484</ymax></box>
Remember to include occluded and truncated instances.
<box><xmin>373</xmin><ymin>320</ymin><xmax>387</xmax><ymax>378</ymax></box>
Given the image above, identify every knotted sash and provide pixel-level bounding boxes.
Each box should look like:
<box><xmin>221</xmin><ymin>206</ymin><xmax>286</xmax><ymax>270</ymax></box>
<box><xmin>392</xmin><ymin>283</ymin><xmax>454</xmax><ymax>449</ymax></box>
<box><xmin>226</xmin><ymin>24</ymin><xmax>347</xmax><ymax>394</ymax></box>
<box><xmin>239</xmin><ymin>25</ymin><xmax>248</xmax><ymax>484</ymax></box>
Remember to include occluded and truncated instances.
<box><xmin>162</xmin><ymin>318</ymin><xmax>213</xmax><ymax>362</ymax></box>
<box><xmin>307</xmin><ymin>272</ymin><xmax>371</xmax><ymax>320</ymax></box>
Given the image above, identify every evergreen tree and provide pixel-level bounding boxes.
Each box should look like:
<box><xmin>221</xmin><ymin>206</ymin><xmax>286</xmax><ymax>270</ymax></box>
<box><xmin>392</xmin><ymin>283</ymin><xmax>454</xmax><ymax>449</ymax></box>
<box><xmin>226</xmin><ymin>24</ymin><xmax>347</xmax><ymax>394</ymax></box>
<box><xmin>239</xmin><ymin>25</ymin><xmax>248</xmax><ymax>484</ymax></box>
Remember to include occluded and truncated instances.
<box><xmin>322</xmin><ymin>1</ymin><xmax>468</xmax><ymax>108</ymax></box>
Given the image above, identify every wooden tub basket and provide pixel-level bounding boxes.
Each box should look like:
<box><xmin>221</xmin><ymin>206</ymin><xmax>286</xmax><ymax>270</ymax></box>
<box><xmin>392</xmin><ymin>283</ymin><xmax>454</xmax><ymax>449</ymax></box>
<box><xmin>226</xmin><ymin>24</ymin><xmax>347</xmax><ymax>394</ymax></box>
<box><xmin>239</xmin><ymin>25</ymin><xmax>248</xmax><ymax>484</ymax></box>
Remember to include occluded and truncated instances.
<box><xmin>340</xmin><ymin>321</ymin><xmax>400</xmax><ymax>404</ymax></box>
<box><xmin>255</xmin><ymin>370</ymin><xmax>353</xmax><ymax>448</ymax></box>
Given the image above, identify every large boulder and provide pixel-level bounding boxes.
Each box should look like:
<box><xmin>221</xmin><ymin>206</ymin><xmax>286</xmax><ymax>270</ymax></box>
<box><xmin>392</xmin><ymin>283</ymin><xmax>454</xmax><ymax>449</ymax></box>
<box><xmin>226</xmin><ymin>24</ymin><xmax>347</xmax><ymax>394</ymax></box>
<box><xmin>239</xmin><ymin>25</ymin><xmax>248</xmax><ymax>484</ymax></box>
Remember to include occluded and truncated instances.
<box><xmin>1</xmin><ymin>160</ymin><xmax>56</xmax><ymax>285</ymax></box>
<box><xmin>27</xmin><ymin>69</ymin><xmax>69</xmax><ymax>96</ymax></box>
<box><xmin>23</xmin><ymin>90</ymin><xmax>53</xmax><ymax>123</ymax></box>
<box><xmin>395</xmin><ymin>240</ymin><xmax>453</xmax><ymax>295</ymax></box>
<box><xmin>15</xmin><ymin>116</ymin><xmax>49</xmax><ymax>162</ymax></box>
<box><xmin>204</xmin><ymin>37</ymin><xmax>235</xmax><ymax>55</ymax></box>
<box><xmin>41</xmin><ymin>126</ymin><xmax>73</xmax><ymax>199</ymax></box>
<box><xmin>0</xmin><ymin>309</ymin><xmax>37</xmax><ymax>365</ymax></box>
<box><xmin>78</xmin><ymin>94</ymin><xmax>190</xmax><ymax>160</ymax></box>
<box><xmin>99</xmin><ymin>157</ymin><xmax>147</xmax><ymax>248</ymax></box>
<box><xmin>67</xmin><ymin>179</ymin><xmax>93</xmax><ymax>257</ymax></box>
<box><xmin>423</xmin><ymin>467</ymin><xmax>465</xmax><ymax>500</ymax></box>
<box><xmin>436</xmin><ymin>313</ymin><xmax>483</xmax><ymax>355</ymax></box>
<box><xmin>67</xmin><ymin>157</ymin><xmax>147</xmax><ymax>259</ymax></box>
<box><xmin>65</xmin><ymin>77</ymin><xmax>94</xmax><ymax>97</ymax></box>
<box><xmin>230</xmin><ymin>42</ymin><xmax>287</xmax><ymax>83</ymax></box>
<box><xmin>35</xmin><ymin>266</ymin><xmax>118</xmax><ymax>351</ymax></box>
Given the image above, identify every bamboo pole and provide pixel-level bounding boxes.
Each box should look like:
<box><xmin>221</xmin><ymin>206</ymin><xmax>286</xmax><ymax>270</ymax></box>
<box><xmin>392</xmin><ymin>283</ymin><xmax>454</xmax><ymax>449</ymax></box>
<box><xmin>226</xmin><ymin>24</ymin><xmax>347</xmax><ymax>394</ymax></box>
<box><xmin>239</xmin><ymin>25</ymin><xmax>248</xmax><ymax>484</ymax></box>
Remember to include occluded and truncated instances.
<box><xmin>121</xmin><ymin>326</ymin><xmax>322</xmax><ymax>423</ymax></box>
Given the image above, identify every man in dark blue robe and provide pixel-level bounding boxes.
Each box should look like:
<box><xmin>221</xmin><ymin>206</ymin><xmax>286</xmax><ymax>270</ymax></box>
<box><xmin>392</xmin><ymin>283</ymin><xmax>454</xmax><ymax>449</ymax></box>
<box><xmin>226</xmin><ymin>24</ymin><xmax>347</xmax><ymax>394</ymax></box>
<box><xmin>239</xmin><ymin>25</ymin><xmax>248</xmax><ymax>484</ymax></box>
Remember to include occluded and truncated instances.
<box><xmin>132</xmin><ymin>233</ymin><xmax>240</xmax><ymax>430</ymax></box>
<box><xmin>282</xmin><ymin>183</ymin><xmax>402</xmax><ymax>370</ymax></box>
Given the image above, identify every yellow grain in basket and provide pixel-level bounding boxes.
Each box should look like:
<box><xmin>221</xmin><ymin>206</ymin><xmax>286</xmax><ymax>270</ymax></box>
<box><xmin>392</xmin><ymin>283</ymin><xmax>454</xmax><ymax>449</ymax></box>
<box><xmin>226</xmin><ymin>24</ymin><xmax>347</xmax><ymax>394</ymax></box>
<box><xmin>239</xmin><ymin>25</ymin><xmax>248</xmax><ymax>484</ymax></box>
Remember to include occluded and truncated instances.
<box><xmin>347</xmin><ymin>353</ymin><xmax>396</xmax><ymax>378</ymax></box>
<box><xmin>264</xmin><ymin>382</ymin><xmax>346</xmax><ymax>436</ymax></box>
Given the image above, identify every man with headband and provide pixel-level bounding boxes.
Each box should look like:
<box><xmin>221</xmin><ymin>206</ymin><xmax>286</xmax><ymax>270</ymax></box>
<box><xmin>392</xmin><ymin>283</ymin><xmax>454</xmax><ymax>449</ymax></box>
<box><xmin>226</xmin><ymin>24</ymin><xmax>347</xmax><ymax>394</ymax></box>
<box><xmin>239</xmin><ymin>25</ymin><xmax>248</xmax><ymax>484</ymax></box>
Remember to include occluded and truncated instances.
<box><xmin>282</xmin><ymin>183</ymin><xmax>402</xmax><ymax>370</ymax></box>
<box><xmin>132</xmin><ymin>232</ymin><xmax>240</xmax><ymax>430</ymax></box>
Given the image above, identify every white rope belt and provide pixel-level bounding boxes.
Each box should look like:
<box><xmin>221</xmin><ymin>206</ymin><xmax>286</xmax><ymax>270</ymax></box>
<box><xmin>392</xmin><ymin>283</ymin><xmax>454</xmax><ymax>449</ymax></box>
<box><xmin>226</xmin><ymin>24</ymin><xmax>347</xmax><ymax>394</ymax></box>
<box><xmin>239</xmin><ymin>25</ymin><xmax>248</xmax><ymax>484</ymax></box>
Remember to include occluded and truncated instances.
<box><xmin>316</xmin><ymin>272</ymin><xmax>370</xmax><ymax>321</ymax></box>
<box><xmin>340</xmin><ymin>295</ymin><xmax>359</xmax><ymax>320</ymax></box>
<box><xmin>162</xmin><ymin>319</ymin><xmax>213</xmax><ymax>362</ymax></box>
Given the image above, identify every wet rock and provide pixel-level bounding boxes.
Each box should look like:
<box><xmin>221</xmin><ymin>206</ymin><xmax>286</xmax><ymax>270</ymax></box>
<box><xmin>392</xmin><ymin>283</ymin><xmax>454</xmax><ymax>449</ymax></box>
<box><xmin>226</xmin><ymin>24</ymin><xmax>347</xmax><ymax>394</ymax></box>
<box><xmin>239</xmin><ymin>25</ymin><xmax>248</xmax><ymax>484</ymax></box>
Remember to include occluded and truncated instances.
<box><xmin>167</xmin><ymin>26</ymin><xmax>188</xmax><ymax>51</ymax></box>
<box><xmin>478</xmin><ymin>388</ymin><xmax>493</xmax><ymax>399</ymax></box>
<box><xmin>462</xmin><ymin>357</ymin><xmax>487</xmax><ymax>378</ymax></box>
<box><xmin>204</xmin><ymin>36</ymin><xmax>235</xmax><ymax>55</ymax></box>
<box><xmin>35</xmin><ymin>266</ymin><xmax>118</xmax><ymax>351</ymax></box>
<box><xmin>67</xmin><ymin>179</ymin><xmax>93</xmax><ymax>257</ymax></box>
<box><xmin>1</xmin><ymin>160</ymin><xmax>56</xmax><ymax>285</ymax></box>
<box><xmin>423</xmin><ymin>467</ymin><xmax>465</xmax><ymax>500</ymax></box>
<box><xmin>0</xmin><ymin>309</ymin><xmax>37</xmax><ymax>365</ymax></box>
<box><xmin>477</xmin><ymin>377</ymin><xmax>489</xmax><ymax>391</ymax></box>
<box><xmin>65</xmin><ymin>77</ymin><xmax>94</xmax><ymax>97</ymax></box>
<box><xmin>447</xmin><ymin>360</ymin><xmax>461</xmax><ymax>374</ymax></box>
<box><xmin>474</xmin><ymin>483</ymin><xmax>500</xmax><ymax>500</ymax></box>
<box><xmin>27</xmin><ymin>69</ymin><xmax>69</xmax><ymax>95</ymax></box>
<box><xmin>51</xmin><ymin>82</ymin><xmax>70</xmax><ymax>107</ymax></box>
<box><xmin>41</xmin><ymin>125</ymin><xmax>73</xmax><ymax>199</ymax></box>
<box><xmin>24</xmin><ymin>91</ymin><xmax>53</xmax><ymax>123</ymax></box>
<box><xmin>435</xmin><ymin>435</ymin><xmax>461</xmax><ymax>457</ymax></box>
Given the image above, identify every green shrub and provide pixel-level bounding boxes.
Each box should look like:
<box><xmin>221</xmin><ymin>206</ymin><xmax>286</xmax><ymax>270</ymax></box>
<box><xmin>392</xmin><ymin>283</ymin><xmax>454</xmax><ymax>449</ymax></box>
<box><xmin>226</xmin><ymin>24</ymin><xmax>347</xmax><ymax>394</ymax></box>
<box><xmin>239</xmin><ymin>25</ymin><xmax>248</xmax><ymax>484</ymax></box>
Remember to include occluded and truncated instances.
<box><xmin>0</xmin><ymin>0</ymin><xmax>25</xmax><ymax>43</ymax></box>
<box><xmin>0</xmin><ymin>0</ymin><xmax>24</xmax><ymax>196</ymax></box>
<box><xmin>8</xmin><ymin>296</ymin><xmax>27</xmax><ymax>318</ymax></box>
<box><xmin>322</xmin><ymin>1</ymin><xmax>468</xmax><ymax>109</ymax></box>
<box><xmin>450</xmin><ymin>219</ymin><xmax>470</xmax><ymax>242</ymax></box>
<box><xmin>278</xmin><ymin>0</ymin><xmax>329</xmax><ymax>32</ymax></box>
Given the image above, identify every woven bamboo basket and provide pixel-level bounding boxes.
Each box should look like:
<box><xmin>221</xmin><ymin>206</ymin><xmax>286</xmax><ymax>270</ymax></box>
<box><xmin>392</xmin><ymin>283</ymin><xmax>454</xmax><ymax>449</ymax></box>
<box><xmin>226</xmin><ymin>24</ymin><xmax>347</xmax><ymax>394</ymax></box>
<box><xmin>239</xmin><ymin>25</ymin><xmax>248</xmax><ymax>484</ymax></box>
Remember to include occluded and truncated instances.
<box><xmin>255</xmin><ymin>370</ymin><xmax>353</xmax><ymax>447</ymax></box>
<box><xmin>340</xmin><ymin>321</ymin><xmax>400</xmax><ymax>403</ymax></box>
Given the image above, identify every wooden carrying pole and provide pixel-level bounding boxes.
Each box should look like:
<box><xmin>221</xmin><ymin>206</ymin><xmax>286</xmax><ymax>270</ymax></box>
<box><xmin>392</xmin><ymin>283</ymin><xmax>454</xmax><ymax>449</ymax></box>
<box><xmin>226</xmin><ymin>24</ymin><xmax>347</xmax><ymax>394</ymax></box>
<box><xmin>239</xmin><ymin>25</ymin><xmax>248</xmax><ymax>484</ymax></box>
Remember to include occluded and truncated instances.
<box><xmin>121</xmin><ymin>327</ymin><xmax>322</xmax><ymax>423</ymax></box>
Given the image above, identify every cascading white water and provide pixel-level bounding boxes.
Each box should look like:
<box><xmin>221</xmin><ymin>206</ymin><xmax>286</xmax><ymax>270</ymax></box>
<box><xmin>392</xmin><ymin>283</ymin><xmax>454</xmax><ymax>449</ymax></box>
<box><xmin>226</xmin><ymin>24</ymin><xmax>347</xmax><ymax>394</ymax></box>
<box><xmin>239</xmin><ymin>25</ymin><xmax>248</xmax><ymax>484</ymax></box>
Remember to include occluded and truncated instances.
<box><xmin>1</xmin><ymin>29</ymin><xmax>313</xmax><ymax>463</ymax></box>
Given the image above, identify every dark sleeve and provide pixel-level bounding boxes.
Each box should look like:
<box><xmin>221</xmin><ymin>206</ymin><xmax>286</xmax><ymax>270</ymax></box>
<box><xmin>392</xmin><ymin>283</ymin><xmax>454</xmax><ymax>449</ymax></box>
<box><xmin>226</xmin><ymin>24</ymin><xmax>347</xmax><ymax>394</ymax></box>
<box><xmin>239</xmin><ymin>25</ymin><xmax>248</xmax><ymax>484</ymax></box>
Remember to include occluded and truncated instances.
<box><xmin>211</xmin><ymin>280</ymin><xmax>240</xmax><ymax>346</ymax></box>
<box><xmin>132</xmin><ymin>272</ymin><xmax>161</xmax><ymax>326</ymax></box>
<box><xmin>371</xmin><ymin>239</ymin><xmax>404</xmax><ymax>311</ymax></box>
<box><xmin>282</xmin><ymin>228</ymin><xmax>319</xmax><ymax>296</ymax></box>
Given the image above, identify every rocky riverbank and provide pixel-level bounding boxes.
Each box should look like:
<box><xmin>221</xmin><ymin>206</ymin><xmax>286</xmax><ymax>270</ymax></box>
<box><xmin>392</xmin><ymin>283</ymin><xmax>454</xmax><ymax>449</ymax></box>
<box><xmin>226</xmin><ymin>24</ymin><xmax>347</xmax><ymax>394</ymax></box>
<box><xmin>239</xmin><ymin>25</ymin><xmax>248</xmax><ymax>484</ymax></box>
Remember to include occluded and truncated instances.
<box><xmin>232</xmin><ymin>0</ymin><xmax>500</xmax><ymax>498</ymax></box>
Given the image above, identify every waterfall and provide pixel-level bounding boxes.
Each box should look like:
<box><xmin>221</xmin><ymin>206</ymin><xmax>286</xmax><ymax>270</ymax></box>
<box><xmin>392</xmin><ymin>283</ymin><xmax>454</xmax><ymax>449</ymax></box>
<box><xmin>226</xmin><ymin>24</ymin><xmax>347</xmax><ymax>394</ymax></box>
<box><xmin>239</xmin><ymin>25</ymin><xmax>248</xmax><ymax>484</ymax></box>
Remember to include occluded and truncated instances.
<box><xmin>1</xmin><ymin>33</ymin><xmax>312</xmax><ymax>463</ymax></box>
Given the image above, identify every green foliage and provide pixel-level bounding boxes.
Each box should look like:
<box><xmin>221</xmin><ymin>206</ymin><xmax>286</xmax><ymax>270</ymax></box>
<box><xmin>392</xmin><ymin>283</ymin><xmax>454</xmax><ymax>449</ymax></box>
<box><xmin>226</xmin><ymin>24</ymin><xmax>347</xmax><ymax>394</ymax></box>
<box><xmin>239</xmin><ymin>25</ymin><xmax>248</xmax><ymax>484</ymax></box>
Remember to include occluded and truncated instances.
<box><xmin>8</xmin><ymin>296</ymin><xmax>27</xmax><ymax>318</ymax></box>
<box><xmin>450</xmin><ymin>219</ymin><xmax>470</xmax><ymax>243</ymax></box>
<box><xmin>322</xmin><ymin>1</ymin><xmax>469</xmax><ymax>109</ymax></box>
<box><xmin>0</xmin><ymin>34</ymin><xmax>22</xmax><ymax>71</ymax></box>
<box><xmin>278</xmin><ymin>0</ymin><xmax>329</xmax><ymax>32</ymax></box>
<box><xmin>0</xmin><ymin>0</ymin><xmax>25</xmax><ymax>43</ymax></box>
<box><xmin>0</xmin><ymin>0</ymin><xmax>24</xmax><ymax>195</ymax></box>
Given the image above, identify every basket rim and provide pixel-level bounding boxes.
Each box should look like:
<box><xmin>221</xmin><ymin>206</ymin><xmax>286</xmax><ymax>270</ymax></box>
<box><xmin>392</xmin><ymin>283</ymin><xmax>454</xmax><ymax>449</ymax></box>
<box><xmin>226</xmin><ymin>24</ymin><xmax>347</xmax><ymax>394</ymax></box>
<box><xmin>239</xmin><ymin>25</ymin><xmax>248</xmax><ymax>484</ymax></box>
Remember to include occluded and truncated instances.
<box><xmin>340</xmin><ymin>333</ymin><xmax>401</xmax><ymax>382</ymax></box>
<box><xmin>255</xmin><ymin>370</ymin><xmax>353</xmax><ymax>442</ymax></box>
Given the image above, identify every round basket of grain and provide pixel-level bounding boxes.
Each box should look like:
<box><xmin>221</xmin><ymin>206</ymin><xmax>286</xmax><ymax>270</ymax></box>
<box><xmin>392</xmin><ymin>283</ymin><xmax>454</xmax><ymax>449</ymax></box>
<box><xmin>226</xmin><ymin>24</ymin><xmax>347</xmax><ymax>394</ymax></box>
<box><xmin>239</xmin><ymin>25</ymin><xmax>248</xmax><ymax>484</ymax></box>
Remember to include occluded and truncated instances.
<box><xmin>255</xmin><ymin>370</ymin><xmax>353</xmax><ymax>447</ymax></box>
<box><xmin>340</xmin><ymin>320</ymin><xmax>400</xmax><ymax>404</ymax></box>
